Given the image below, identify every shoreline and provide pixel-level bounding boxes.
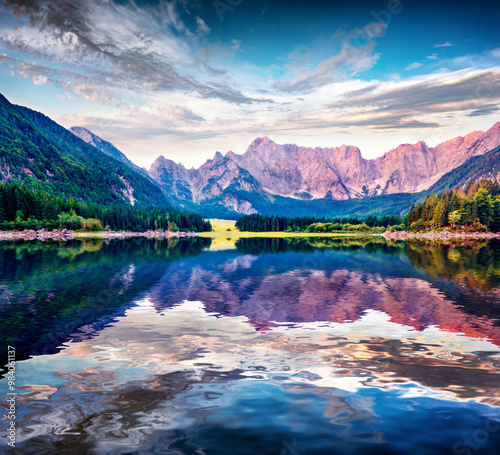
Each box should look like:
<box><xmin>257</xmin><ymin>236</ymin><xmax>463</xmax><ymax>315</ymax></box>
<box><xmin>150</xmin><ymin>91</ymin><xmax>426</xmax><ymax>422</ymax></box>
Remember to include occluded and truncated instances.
<box><xmin>2</xmin><ymin>228</ymin><xmax>499</xmax><ymax>242</ymax></box>
<box><xmin>383</xmin><ymin>230</ymin><xmax>500</xmax><ymax>241</ymax></box>
<box><xmin>0</xmin><ymin>229</ymin><xmax>199</xmax><ymax>241</ymax></box>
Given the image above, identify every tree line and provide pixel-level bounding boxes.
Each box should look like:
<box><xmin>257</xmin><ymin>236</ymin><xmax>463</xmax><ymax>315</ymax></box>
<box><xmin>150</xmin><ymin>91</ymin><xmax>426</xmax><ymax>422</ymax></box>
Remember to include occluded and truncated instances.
<box><xmin>408</xmin><ymin>179</ymin><xmax>500</xmax><ymax>231</ymax></box>
<box><xmin>0</xmin><ymin>182</ymin><xmax>212</xmax><ymax>232</ymax></box>
<box><xmin>235</xmin><ymin>213</ymin><xmax>406</xmax><ymax>232</ymax></box>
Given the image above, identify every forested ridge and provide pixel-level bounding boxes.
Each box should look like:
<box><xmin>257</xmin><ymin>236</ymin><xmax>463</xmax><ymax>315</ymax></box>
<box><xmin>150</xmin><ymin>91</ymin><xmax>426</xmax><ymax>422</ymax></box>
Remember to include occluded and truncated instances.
<box><xmin>0</xmin><ymin>93</ymin><xmax>167</xmax><ymax>206</ymax></box>
<box><xmin>0</xmin><ymin>182</ymin><xmax>211</xmax><ymax>232</ymax></box>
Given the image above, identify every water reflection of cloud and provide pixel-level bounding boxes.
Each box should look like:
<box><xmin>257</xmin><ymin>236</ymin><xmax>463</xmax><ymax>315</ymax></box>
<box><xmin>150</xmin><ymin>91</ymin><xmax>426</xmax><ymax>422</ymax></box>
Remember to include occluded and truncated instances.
<box><xmin>7</xmin><ymin>298</ymin><xmax>500</xmax><ymax>452</ymax></box>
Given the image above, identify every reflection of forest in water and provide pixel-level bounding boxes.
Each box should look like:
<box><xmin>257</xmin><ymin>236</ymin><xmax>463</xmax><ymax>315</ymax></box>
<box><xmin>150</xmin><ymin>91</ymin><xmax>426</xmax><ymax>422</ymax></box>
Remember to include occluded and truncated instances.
<box><xmin>0</xmin><ymin>237</ymin><xmax>211</xmax><ymax>365</ymax></box>
<box><xmin>1</xmin><ymin>236</ymin><xmax>500</xmax><ymax>371</ymax></box>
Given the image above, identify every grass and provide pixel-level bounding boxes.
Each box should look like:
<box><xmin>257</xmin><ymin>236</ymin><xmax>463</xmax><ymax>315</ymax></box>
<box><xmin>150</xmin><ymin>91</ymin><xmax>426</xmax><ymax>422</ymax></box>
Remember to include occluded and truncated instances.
<box><xmin>199</xmin><ymin>219</ymin><xmax>376</xmax><ymax>248</ymax></box>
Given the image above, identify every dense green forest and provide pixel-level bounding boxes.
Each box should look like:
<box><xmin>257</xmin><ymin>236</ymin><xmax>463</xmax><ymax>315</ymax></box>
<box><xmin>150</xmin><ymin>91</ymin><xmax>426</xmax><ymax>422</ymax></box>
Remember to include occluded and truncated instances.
<box><xmin>235</xmin><ymin>213</ymin><xmax>406</xmax><ymax>232</ymax></box>
<box><xmin>0</xmin><ymin>182</ymin><xmax>211</xmax><ymax>232</ymax></box>
<box><xmin>408</xmin><ymin>179</ymin><xmax>500</xmax><ymax>231</ymax></box>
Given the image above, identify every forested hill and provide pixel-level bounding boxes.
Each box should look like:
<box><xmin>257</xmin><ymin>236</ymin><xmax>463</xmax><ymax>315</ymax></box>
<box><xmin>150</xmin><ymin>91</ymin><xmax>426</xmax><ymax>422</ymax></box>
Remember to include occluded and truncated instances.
<box><xmin>0</xmin><ymin>93</ymin><xmax>168</xmax><ymax>207</ymax></box>
<box><xmin>408</xmin><ymin>179</ymin><xmax>500</xmax><ymax>231</ymax></box>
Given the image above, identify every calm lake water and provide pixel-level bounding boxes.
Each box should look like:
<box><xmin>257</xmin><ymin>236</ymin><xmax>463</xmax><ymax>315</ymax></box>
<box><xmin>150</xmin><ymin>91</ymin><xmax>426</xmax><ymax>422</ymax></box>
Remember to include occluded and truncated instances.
<box><xmin>1</xmin><ymin>236</ymin><xmax>500</xmax><ymax>454</ymax></box>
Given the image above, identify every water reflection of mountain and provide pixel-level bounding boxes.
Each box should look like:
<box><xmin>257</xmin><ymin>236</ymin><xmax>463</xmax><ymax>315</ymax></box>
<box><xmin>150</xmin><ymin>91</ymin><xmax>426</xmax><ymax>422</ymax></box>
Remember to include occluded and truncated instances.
<box><xmin>0</xmin><ymin>237</ymin><xmax>211</xmax><ymax>365</ymax></box>
<box><xmin>3</xmin><ymin>236</ymin><xmax>500</xmax><ymax>368</ymax></box>
<box><xmin>148</xmin><ymin>239</ymin><xmax>500</xmax><ymax>345</ymax></box>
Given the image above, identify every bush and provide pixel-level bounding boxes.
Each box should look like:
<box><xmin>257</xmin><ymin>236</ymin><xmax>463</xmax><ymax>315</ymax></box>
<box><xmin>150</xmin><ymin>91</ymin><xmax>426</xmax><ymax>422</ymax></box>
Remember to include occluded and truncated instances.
<box><xmin>387</xmin><ymin>224</ymin><xmax>405</xmax><ymax>232</ymax></box>
<box><xmin>346</xmin><ymin>223</ymin><xmax>370</xmax><ymax>232</ymax></box>
<box><xmin>409</xmin><ymin>219</ymin><xmax>425</xmax><ymax>231</ymax></box>
<box><xmin>58</xmin><ymin>211</ymin><xmax>84</xmax><ymax>230</ymax></box>
<box><xmin>83</xmin><ymin>218</ymin><xmax>103</xmax><ymax>231</ymax></box>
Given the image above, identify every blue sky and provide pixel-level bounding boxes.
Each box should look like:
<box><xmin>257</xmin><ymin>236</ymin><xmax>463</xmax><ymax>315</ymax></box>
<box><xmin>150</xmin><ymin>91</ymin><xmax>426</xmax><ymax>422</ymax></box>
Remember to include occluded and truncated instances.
<box><xmin>1</xmin><ymin>0</ymin><xmax>499</xmax><ymax>168</ymax></box>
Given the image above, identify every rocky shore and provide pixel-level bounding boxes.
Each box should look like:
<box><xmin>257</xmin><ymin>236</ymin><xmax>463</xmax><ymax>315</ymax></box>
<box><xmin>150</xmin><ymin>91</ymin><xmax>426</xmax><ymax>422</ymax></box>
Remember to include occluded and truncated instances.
<box><xmin>382</xmin><ymin>230</ymin><xmax>500</xmax><ymax>241</ymax></box>
<box><xmin>0</xmin><ymin>229</ymin><xmax>199</xmax><ymax>241</ymax></box>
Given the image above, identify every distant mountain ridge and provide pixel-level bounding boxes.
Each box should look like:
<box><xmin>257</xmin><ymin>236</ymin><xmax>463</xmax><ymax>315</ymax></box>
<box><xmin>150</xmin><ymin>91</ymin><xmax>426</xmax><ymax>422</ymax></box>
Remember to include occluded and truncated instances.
<box><xmin>148</xmin><ymin>122</ymin><xmax>500</xmax><ymax>216</ymax></box>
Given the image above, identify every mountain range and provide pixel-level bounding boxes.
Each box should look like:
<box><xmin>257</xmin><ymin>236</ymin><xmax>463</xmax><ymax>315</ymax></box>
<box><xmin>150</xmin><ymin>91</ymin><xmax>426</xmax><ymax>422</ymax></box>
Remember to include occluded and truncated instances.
<box><xmin>146</xmin><ymin>122</ymin><xmax>500</xmax><ymax>216</ymax></box>
<box><xmin>1</xmin><ymin>91</ymin><xmax>500</xmax><ymax>218</ymax></box>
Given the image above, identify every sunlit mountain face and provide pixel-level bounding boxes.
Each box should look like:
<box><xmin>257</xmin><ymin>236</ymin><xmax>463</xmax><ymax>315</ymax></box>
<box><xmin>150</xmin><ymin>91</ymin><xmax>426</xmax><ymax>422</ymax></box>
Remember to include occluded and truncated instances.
<box><xmin>1</xmin><ymin>238</ymin><xmax>500</xmax><ymax>454</ymax></box>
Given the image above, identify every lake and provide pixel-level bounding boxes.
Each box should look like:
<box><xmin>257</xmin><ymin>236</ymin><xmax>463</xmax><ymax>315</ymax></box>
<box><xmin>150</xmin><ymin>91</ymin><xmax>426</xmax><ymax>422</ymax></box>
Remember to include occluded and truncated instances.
<box><xmin>1</xmin><ymin>236</ymin><xmax>500</xmax><ymax>454</ymax></box>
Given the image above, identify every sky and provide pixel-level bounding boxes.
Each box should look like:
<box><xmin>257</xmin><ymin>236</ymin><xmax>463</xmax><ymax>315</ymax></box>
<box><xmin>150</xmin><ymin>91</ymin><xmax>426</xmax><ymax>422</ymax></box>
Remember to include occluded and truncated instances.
<box><xmin>0</xmin><ymin>0</ymin><xmax>500</xmax><ymax>169</ymax></box>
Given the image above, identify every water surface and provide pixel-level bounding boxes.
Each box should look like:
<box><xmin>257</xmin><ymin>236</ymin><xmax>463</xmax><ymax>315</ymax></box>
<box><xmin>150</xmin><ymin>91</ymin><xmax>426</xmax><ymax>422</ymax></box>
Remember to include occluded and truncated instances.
<box><xmin>1</xmin><ymin>237</ymin><xmax>500</xmax><ymax>454</ymax></box>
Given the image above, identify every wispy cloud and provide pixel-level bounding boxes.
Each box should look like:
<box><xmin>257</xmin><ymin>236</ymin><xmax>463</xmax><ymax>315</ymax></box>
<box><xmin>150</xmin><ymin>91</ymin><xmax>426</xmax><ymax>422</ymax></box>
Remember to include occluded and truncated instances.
<box><xmin>434</xmin><ymin>41</ymin><xmax>454</xmax><ymax>48</ymax></box>
<box><xmin>1</xmin><ymin>1</ymin><xmax>499</xmax><ymax>167</ymax></box>
<box><xmin>324</xmin><ymin>68</ymin><xmax>500</xmax><ymax>129</ymax></box>
<box><xmin>276</xmin><ymin>22</ymin><xmax>387</xmax><ymax>94</ymax></box>
<box><xmin>196</xmin><ymin>17</ymin><xmax>210</xmax><ymax>36</ymax></box>
<box><xmin>405</xmin><ymin>62</ymin><xmax>423</xmax><ymax>70</ymax></box>
<box><xmin>277</xmin><ymin>44</ymin><xmax>381</xmax><ymax>93</ymax></box>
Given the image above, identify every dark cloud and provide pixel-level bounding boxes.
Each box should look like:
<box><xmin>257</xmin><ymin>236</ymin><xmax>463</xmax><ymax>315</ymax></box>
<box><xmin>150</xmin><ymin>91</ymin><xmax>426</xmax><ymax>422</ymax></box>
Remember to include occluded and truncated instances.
<box><xmin>467</xmin><ymin>104</ymin><xmax>500</xmax><ymax>117</ymax></box>
<box><xmin>0</xmin><ymin>0</ymin><xmax>261</xmax><ymax>105</ymax></box>
<box><xmin>328</xmin><ymin>70</ymin><xmax>500</xmax><ymax>114</ymax></box>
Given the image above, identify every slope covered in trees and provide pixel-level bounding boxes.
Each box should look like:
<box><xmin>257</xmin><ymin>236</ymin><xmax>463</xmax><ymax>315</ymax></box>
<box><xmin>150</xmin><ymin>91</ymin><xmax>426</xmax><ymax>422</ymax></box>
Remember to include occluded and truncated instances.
<box><xmin>0</xmin><ymin>93</ymin><xmax>168</xmax><ymax>206</ymax></box>
<box><xmin>408</xmin><ymin>179</ymin><xmax>500</xmax><ymax>231</ymax></box>
<box><xmin>426</xmin><ymin>145</ymin><xmax>500</xmax><ymax>195</ymax></box>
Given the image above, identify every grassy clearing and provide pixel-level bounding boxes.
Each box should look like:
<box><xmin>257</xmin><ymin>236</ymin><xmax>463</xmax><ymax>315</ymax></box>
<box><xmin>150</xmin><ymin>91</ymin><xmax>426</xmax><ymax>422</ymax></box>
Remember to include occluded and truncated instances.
<box><xmin>199</xmin><ymin>219</ymin><xmax>375</xmax><ymax>241</ymax></box>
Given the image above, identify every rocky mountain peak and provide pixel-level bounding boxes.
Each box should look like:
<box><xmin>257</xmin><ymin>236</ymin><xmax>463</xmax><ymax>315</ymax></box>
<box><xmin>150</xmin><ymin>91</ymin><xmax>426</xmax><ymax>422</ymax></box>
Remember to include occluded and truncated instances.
<box><xmin>391</xmin><ymin>140</ymin><xmax>429</xmax><ymax>155</ymax></box>
<box><xmin>335</xmin><ymin>144</ymin><xmax>363</xmax><ymax>160</ymax></box>
<box><xmin>488</xmin><ymin>121</ymin><xmax>500</xmax><ymax>132</ymax></box>
<box><xmin>248</xmin><ymin>137</ymin><xmax>275</xmax><ymax>149</ymax></box>
<box><xmin>149</xmin><ymin>155</ymin><xmax>186</xmax><ymax>174</ymax></box>
<box><xmin>69</xmin><ymin>126</ymin><xmax>94</xmax><ymax>143</ymax></box>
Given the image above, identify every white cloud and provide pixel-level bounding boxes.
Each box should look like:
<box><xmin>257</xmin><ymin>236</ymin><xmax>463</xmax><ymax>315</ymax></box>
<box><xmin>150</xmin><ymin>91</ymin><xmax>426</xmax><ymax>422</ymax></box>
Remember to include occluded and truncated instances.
<box><xmin>2</xmin><ymin>1</ymin><xmax>499</xmax><ymax>168</ymax></box>
<box><xmin>196</xmin><ymin>17</ymin><xmax>211</xmax><ymax>36</ymax></box>
<box><xmin>32</xmin><ymin>75</ymin><xmax>47</xmax><ymax>85</ymax></box>
<box><xmin>435</xmin><ymin>42</ymin><xmax>453</xmax><ymax>48</ymax></box>
<box><xmin>405</xmin><ymin>62</ymin><xmax>423</xmax><ymax>70</ymax></box>
<box><xmin>0</xmin><ymin>0</ymin><xmax>256</xmax><ymax>105</ymax></box>
<box><xmin>277</xmin><ymin>43</ymin><xmax>381</xmax><ymax>93</ymax></box>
